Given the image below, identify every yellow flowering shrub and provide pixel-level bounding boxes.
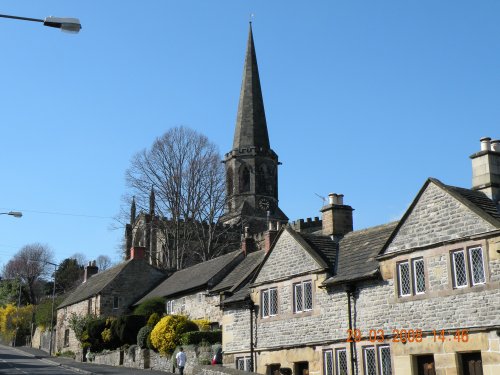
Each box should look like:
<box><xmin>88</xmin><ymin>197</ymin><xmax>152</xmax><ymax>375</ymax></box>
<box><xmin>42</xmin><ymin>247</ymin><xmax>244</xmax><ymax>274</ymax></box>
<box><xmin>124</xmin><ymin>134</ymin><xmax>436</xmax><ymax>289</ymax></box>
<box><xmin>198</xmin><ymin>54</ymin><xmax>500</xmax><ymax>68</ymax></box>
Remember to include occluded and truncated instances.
<box><xmin>192</xmin><ymin>319</ymin><xmax>211</xmax><ymax>332</ymax></box>
<box><xmin>150</xmin><ymin>315</ymin><xmax>198</xmax><ymax>355</ymax></box>
<box><xmin>0</xmin><ymin>303</ymin><xmax>34</xmax><ymax>343</ymax></box>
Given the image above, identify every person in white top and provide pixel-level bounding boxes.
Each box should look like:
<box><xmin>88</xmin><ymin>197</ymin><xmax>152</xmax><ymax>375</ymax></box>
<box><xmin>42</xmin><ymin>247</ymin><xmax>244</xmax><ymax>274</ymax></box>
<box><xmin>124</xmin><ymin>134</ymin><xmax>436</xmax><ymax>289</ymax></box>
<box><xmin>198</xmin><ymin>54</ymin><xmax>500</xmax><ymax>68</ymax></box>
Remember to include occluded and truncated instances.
<box><xmin>176</xmin><ymin>347</ymin><xmax>187</xmax><ymax>375</ymax></box>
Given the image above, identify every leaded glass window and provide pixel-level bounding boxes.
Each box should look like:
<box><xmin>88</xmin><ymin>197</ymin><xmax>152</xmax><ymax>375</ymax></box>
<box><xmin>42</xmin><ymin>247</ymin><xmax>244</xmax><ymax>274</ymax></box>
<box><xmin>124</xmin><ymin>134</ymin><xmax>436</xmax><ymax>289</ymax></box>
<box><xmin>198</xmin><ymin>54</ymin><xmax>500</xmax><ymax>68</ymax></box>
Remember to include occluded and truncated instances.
<box><xmin>363</xmin><ymin>347</ymin><xmax>377</xmax><ymax>375</ymax></box>
<box><xmin>469</xmin><ymin>247</ymin><xmax>485</xmax><ymax>285</ymax></box>
<box><xmin>262</xmin><ymin>288</ymin><xmax>278</xmax><ymax>317</ymax></box>
<box><xmin>452</xmin><ymin>250</ymin><xmax>468</xmax><ymax>288</ymax></box>
<box><xmin>294</xmin><ymin>280</ymin><xmax>313</xmax><ymax>312</ymax></box>
<box><xmin>336</xmin><ymin>348</ymin><xmax>348</xmax><ymax>375</ymax></box>
<box><xmin>398</xmin><ymin>262</ymin><xmax>411</xmax><ymax>296</ymax></box>
<box><xmin>378</xmin><ymin>346</ymin><xmax>392</xmax><ymax>375</ymax></box>
<box><xmin>269</xmin><ymin>288</ymin><xmax>278</xmax><ymax>316</ymax></box>
<box><xmin>294</xmin><ymin>283</ymin><xmax>303</xmax><ymax>312</ymax></box>
<box><xmin>262</xmin><ymin>290</ymin><xmax>269</xmax><ymax>317</ymax></box>
<box><xmin>412</xmin><ymin>258</ymin><xmax>425</xmax><ymax>294</ymax></box>
<box><xmin>304</xmin><ymin>281</ymin><xmax>313</xmax><ymax>310</ymax></box>
<box><xmin>323</xmin><ymin>350</ymin><xmax>333</xmax><ymax>375</ymax></box>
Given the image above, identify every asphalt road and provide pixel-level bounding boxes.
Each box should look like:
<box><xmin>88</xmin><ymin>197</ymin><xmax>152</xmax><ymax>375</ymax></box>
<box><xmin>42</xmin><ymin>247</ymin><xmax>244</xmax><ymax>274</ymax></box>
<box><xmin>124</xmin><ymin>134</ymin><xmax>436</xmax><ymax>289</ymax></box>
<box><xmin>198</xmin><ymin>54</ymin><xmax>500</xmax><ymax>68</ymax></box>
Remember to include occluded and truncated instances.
<box><xmin>0</xmin><ymin>345</ymin><xmax>77</xmax><ymax>375</ymax></box>
<box><xmin>0</xmin><ymin>344</ymin><xmax>173</xmax><ymax>375</ymax></box>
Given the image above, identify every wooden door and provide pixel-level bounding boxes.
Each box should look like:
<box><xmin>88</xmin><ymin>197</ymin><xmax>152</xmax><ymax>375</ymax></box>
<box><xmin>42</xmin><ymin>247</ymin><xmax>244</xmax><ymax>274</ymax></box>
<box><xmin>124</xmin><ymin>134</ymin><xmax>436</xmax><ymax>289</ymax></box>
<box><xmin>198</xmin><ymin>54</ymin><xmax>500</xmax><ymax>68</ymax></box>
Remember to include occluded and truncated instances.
<box><xmin>416</xmin><ymin>355</ymin><xmax>435</xmax><ymax>375</ymax></box>
<box><xmin>461</xmin><ymin>352</ymin><xmax>483</xmax><ymax>375</ymax></box>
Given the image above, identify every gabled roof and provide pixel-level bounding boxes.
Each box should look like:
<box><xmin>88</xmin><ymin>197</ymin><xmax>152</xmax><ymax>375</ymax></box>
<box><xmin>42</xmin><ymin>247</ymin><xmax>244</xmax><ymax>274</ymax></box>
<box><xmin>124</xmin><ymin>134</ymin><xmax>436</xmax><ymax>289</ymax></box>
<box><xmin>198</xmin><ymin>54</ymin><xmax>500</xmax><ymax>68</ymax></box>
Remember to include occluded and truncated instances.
<box><xmin>210</xmin><ymin>250</ymin><xmax>266</xmax><ymax>294</ymax></box>
<box><xmin>134</xmin><ymin>250</ymin><xmax>243</xmax><ymax>304</ymax></box>
<box><xmin>378</xmin><ymin>178</ymin><xmax>500</xmax><ymax>257</ymax></box>
<box><xmin>251</xmin><ymin>227</ymin><xmax>337</xmax><ymax>286</ymax></box>
<box><xmin>58</xmin><ymin>259</ymin><xmax>156</xmax><ymax>309</ymax></box>
<box><xmin>323</xmin><ymin>221</ymin><xmax>398</xmax><ymax>286</ymax></box>
<box><xmin>433</xmin><ymin>178</ymin><xmax>500</xmax><ymax>225</ymax></box>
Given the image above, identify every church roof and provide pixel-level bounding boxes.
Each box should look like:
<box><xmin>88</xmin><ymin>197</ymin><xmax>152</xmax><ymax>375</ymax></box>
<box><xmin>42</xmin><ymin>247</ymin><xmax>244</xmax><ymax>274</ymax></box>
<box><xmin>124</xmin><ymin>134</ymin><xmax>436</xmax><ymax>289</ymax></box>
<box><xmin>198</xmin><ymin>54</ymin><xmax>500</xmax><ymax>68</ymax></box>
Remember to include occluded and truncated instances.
<box><xmin>232</xmin><ymin>23</ymin><xmax>270</xmax><ymax>150</ymax></box>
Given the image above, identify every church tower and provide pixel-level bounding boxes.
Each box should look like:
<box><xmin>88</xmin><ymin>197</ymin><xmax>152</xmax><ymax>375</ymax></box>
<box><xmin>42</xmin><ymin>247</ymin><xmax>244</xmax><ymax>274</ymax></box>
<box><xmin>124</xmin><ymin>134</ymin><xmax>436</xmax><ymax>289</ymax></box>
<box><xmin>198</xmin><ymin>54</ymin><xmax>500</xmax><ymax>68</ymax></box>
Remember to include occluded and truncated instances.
<box><xmin>221</xmin><ymin>24</ymin><xmax>288</xmax><ymax>232</ymax></box>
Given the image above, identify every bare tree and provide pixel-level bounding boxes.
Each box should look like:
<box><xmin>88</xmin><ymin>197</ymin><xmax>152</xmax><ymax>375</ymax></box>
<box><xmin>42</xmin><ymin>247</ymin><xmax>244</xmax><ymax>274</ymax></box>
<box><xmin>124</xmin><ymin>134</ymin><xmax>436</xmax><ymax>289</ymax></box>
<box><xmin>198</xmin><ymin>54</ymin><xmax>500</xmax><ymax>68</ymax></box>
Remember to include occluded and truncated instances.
<box><xmin>2</xmin><ymin>243</ymin><xmax>54</xmax><ymax>304</ymax></box>
<box><xmin>70</xmin><ymin>252</ymin><xmax>87</xmax><ymax>267</ymax></box>
<box><xmin>96</xmin><ymin>255</ymin><xmax>112</xmax><ymax>271</ymax></box>
<box><xmin>125</xmin><ymin>126</ymin><xmax>237</xmax><ymax>270</ymax></box>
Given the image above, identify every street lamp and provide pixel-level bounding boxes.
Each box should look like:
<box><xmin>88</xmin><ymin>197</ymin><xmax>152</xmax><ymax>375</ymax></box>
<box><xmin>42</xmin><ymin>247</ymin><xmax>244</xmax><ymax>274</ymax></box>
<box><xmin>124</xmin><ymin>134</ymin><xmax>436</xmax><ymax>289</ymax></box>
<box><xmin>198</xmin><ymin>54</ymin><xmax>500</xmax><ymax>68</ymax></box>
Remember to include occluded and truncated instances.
<box><xmin>45</xmin><ymin>261</ymin><xmax>58</xmax><ymax>357</ymax></box>
<box><xmin>0</xmin><ymin>13</ymin><xmax>81</xmax><ymax>33</ymax></box>
<box><xmin>28</xmin><ymin>259</ymin><xmax>58</xmax><ymax>356</ymax></box>
<box><xmin>0</xmin><ymin>211</ymin><xmax>23</xmax><ymax>218</ymax></box>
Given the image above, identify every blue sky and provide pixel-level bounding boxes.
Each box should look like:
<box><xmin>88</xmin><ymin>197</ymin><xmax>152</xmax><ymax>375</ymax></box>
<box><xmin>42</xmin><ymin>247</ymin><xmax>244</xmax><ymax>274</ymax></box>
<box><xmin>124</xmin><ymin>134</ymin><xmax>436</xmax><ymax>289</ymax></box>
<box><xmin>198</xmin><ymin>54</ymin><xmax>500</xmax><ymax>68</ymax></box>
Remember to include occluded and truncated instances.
<box><xmin>1</xmin><ymin>1</ymin><xmax>499</xmax><ymax>266</ymax></box>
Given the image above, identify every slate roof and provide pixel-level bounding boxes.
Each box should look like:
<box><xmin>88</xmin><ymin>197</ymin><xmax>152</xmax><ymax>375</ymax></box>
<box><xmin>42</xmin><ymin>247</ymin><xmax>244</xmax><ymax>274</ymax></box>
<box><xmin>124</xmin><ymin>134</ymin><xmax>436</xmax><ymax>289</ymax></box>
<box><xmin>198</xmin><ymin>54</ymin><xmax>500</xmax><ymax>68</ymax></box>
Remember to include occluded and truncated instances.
<box><xmin>298</xmin><ymin>232</ymin><xmax>338</xmax><ymax>269</ymax></box>
<box><xmin>210</xmin><ymin>250</ymin><xmax>266</xmax><ymax>294</ymax></box>
<box><xmin>323</xmin><ymin>221</ymin><xmax>398</xmax><ymax>286</ymax></box>
<box><xmin>286</xmin><ymin>228</ymin><xmax>338</xmax><ymax>271</ymax></box>
<box><xmin>134</xmin><ymin>250</ymin><xmax>243</xmax><ymax>304</ymax></box>
<box><xmin>221</xmin><ymin>282</ymin><xmax>253</xmax><ymax>305</ymax></box>
<box><xmin>432</xmin><ymin>178</ymin><xmax>500</xmax><ymax>225</ymax></box>
<box><xmin>58</xmin><ymin>260</ymin><xmax>132</xmax><ymax>309</ymax></box>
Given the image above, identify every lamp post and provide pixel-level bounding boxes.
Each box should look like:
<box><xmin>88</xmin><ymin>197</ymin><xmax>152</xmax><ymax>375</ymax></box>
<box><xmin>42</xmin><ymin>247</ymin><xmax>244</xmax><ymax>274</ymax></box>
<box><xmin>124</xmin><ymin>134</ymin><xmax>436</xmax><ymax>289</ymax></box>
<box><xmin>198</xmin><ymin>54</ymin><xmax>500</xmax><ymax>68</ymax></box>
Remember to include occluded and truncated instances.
<box><xmin>27</xmin><ymin>259</ymin><xmax>58</xmax><ymax>355</ymax></box>
<box><xmin>0</xmin><ymin>211</ymin><xmax>22</xmax><ymax>218</ymax></box>
<box><xmin>45</xmin><ymin>261</ymin><xmax>58</xmax><ymax>356</ymax></box>
<box><xmin>0</xmin><ymin>13</ymin><xmax>81</xmax><ymax>33</ymax></box>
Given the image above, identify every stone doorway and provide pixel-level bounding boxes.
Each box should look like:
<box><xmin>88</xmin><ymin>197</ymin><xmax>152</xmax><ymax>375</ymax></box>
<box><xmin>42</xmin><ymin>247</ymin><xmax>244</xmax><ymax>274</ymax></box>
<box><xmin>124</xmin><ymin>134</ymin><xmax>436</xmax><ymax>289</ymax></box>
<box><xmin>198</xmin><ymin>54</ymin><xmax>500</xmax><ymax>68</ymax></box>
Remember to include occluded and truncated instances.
<box><xmin>459</xmin><ymin>352</ymin><xmax>483</xmax><ymax>375</ymax></box>
<box><xmin>415</xmin><ymin>354</ymin><xmax>436</xmax><ymax>375</ymax></box>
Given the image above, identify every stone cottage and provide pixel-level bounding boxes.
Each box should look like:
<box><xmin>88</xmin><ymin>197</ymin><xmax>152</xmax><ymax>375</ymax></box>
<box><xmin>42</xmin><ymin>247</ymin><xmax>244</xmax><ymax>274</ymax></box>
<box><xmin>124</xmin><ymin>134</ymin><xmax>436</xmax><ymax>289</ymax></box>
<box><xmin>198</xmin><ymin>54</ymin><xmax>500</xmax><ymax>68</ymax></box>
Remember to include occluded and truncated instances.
<box><xmin>134</xmin><ymin>249</ymin><xmax>245</xmax><ymax>327</ymax></box>
<box><xmin>55</xmin><ymin>247</ymin><xmax>165</xmax><ymax>353</ymax></box>
<box><xmin>221</xmin><ymin>137</ymin><xmax>500</xmax><ymax>375</ymax></box>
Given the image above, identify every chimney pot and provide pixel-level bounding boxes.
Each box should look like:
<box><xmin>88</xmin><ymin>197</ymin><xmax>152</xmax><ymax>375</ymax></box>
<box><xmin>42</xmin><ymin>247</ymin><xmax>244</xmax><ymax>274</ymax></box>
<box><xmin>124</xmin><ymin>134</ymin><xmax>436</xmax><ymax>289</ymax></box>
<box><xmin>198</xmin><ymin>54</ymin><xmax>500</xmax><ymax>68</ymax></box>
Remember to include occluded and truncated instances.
<box><xmin>328</xmin><ymin>193</ymin><xmax>336</xmax><ymax>205</ymax></box>
<box><xmin>480</xmin><ymin>137</ymin><xmax>491</xmax><ymax>151</ymax></box>
<box><xmin>337</xmin><ymin>194</ymin><xmax>344</xmax><ymax>205</ymax></box>
<box><xmin>491</xmin><ymin>139</ymin><xmax>500</xmax><ymax>152</ymax></box>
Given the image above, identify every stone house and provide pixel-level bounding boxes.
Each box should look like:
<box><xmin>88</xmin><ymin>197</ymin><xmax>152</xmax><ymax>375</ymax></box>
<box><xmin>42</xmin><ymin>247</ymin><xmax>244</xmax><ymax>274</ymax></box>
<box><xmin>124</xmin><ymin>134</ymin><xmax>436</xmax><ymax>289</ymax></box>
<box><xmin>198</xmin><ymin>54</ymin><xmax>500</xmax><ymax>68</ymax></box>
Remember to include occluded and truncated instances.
<box><xmin>134</xmin><ymin>249</ymin><xmax>245</xmax><ymax>327</ymax></box>
<box><xmin>220</xmin><ymin>137</ymin><xmax>500</xmax><ymax>375</ymax></box>
<box><xmin>55</xmin><ymin>247</ymin><xmax>165</xmax><ymax>353</ymax></box>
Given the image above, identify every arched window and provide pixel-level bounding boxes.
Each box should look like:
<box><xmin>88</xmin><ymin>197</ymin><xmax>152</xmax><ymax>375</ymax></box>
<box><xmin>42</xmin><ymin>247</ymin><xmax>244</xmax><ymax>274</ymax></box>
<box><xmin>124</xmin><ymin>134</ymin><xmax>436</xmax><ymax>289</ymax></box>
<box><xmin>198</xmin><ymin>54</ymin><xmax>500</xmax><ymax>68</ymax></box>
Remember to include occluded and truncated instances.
<box><xmin>240</xmin><ymin>165</ymin><xmax>250</xmax><ymax>192</ymax></box>
<box><xmin>226</xmin><ymin>167</ymin><xmax>234</xmax><ymax>196</ymax></box>
<box><xmin>257</xmin><ymin>164</ymin><xmax>268</xmax><ymax>194</ymax></box>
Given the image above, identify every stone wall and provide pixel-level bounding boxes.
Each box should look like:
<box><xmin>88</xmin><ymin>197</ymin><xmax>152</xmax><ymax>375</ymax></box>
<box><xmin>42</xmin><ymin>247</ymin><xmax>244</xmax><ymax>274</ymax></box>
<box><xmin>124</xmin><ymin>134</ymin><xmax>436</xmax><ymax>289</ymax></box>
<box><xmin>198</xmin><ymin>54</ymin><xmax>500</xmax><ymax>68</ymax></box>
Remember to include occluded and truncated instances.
<box><xmin>254</xmin><ymin>230</ymin><xmax>323</xmax><ymax>284</ymax></box>
<box><xmin>386</xmin><ymin>182</ymin><xmax>497</xmax><ymax>253</ymax></box>
<box><xmin>222</xmin><ymin>307</ymin><xmax>252</xmax><ymax>354</ymax></box>
<box><xmin>169</xmin><ymin>293</ymin><xmax>223</xmax><ymax>323</ymax></box>
<box><xmin>92</xmin><ymin>344</ymin><xmax>218</xmax><ymax>374</ymax></box>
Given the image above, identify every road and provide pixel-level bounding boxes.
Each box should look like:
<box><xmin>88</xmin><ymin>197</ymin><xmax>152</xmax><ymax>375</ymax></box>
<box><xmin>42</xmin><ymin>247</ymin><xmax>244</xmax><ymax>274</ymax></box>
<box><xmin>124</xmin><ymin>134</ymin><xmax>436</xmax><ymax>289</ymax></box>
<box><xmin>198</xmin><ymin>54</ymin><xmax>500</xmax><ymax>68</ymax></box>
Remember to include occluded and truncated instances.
<box><xmin>0</xmin><ymin>345</ymin><xmax>77</xmax><ymax>375</ymax></box>
<box><xmin>0</xmin><ymin>344</ymin><xmax>173</xmax><ymax>375</ymax></box>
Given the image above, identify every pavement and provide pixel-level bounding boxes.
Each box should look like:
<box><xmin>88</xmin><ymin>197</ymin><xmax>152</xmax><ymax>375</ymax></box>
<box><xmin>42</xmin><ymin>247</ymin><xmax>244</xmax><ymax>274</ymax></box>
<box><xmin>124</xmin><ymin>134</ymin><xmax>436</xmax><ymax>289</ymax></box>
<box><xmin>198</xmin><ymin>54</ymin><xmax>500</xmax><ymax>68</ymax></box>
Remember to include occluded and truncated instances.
<box><xmin>10</xmin><ymin>345</ymin><xmax>171</xmax><ymax>375</ymax></box>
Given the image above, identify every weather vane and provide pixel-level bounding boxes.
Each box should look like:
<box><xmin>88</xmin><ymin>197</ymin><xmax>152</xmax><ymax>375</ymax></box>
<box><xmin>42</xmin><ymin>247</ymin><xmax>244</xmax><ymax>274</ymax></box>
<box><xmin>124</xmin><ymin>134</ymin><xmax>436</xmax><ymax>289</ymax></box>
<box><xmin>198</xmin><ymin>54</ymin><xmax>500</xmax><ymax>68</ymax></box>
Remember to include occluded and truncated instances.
<box><xmin>249</xmin><ymin>13</ymin><xmax>255</xmax><ymax>23</ymax></box>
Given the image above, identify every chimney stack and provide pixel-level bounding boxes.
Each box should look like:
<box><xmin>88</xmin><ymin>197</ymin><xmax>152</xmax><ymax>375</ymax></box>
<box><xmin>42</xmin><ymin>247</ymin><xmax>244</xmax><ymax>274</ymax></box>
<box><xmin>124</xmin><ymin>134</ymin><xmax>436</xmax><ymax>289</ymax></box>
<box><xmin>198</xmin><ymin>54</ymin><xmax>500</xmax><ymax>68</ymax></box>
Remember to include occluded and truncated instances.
<box><xmin>320</xmin><ymin>193</ymin><xmax>354</xmax><ymax>238</ymax></box>
<box><xmin>241</xmin><ymin>227</ymin><xmax>255</xmax><ymax>256</ymax></box>
<box><xmin>264</xmin><ymin>221</ymin><xmax>279</xmax><ymax>253</ymax></box>
<box><xmin>83</xmin><ymin>260</ymin><xmax>99</xmax><ymax>283</ymax></box>
<box><xmin>130</xmin><ymin>246</ymin><xmax>146</xmax><ymax>260</ymax></box>
<box><xmin>470</xmin><ymin>137</ymin><xmax>500</xmax><ymax>204</ymax></box>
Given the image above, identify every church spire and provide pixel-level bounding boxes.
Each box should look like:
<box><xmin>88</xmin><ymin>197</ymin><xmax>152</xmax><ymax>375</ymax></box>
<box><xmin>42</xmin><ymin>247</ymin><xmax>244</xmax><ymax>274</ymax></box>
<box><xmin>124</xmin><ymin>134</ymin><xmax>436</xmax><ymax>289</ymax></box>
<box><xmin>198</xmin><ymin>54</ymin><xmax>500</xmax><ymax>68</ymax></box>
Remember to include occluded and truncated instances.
<box><xmin>130</xmin><ymin>196</ymin><xmax>136</xmax><ymax>225</ymax></box>
<box><xmin>232</xmin><ymin>23</ymin><xmax>270</xmax><ymax>150</ymax></box>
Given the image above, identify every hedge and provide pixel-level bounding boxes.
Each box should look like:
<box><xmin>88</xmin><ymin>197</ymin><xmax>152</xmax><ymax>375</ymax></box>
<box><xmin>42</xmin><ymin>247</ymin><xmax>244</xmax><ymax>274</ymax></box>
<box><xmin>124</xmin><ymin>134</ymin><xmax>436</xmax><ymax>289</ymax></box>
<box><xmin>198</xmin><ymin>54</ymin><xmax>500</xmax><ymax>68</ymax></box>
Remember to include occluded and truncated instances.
<box><xmin>180</xmin><ymin>330</ymin><xmax>222</xmax><ymax>345</ymax></box>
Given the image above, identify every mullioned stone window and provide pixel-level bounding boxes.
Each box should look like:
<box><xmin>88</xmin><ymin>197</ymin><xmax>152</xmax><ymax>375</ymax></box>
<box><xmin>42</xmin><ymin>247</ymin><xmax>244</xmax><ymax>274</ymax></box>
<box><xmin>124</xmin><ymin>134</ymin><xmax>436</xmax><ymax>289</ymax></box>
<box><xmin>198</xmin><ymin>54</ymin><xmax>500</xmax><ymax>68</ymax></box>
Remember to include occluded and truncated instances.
<box><xmin>397</xmin><ymin>258</ymin><xmax>425</xmax><ymax>297</ymax></box>
<box><xmin>451</xmin><ymin>246</ymin><xmax>486</xmax><ymax>288</ymax></box>
<box><xmin>261</xmin><ymin>287</ymin><xmax>278</xmax><ymax>318</ymax></box>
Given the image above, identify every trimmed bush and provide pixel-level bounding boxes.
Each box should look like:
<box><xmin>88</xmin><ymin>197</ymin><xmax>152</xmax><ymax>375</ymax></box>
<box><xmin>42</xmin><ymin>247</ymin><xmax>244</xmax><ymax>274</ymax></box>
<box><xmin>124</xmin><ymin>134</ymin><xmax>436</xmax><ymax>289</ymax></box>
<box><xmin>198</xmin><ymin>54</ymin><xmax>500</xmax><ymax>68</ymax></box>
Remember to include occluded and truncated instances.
<box><xmin>180</xmin><ymin>330</ymin><xmax>222</xmax><ymax>345</ymax></box>
<box><xmin>150</xmin><ymin>315</ymin><xmax>198</xmax><ymax>355</ymax></box>
<box><xmin>147</xmin><ymin>312</ymin><xmax>161</xmax><ymax>327</ymax></box>
<box><xmin>137</xmin><ymin>325</ymin><xmax>152</xmax><ymax>349</ymax></box>
<box><xmin>133</xmin><ymin>297</ymin><xmax>165</xmax><ymax>317</ymax></box>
